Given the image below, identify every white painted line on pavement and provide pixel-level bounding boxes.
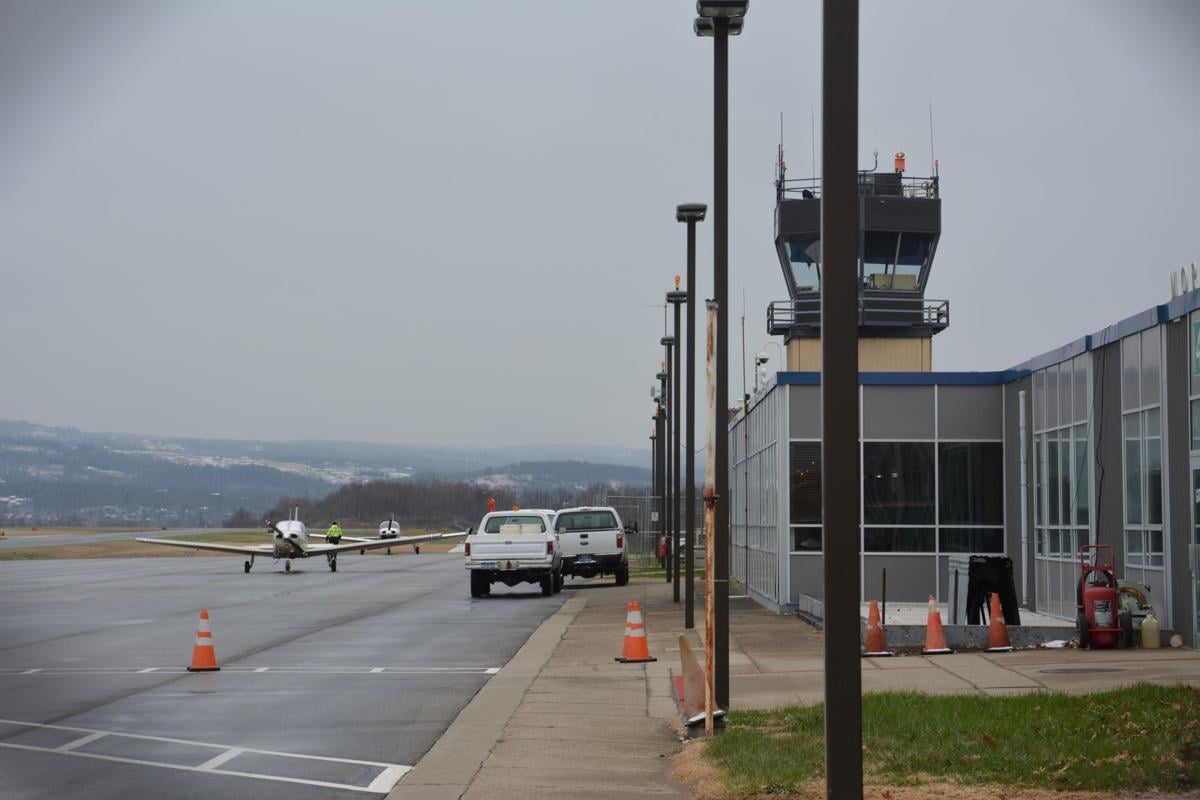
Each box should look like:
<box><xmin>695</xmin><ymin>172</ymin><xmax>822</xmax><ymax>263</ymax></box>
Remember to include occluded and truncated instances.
<box><xmin>19</xmin><ymin>669</ymin><xmax>42</xmax><ymax>675</ymax></box>
<box><xmin>485</xmin><ymin>667</ymin><xmax>501</xmax><ymax>674</ymax></box>
<box><xmin>254</xmin><ymin>667</ymin><xmax>269</xmax><ymax>673</ymax></box>
<box><xmin>56</xmin><ymin>731</ymin><xmax>107</xmax><ymax>752</ymax></box>
<box><xmin>195</xmin><ymin>746</ymin><xmax>243</xmax><ymax>771</ymax></box>
<box><xmin>136</xmin><ymin>668</ymin><xmax>158</xmax><ymax>673</ymax></box>
<box><xmin>0</xmin><ymin>718</ymin><xmax>410</xmax><ymax>795</ymax></box>
<box><xmin>369</xmin><ymin>667</ymin><xmax>385</xmax><ymax>673</ymax></box>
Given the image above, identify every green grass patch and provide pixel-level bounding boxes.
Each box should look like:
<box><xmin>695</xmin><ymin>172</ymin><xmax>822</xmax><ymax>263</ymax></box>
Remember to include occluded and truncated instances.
<box><xmin>705</xmin><ymin>685</ymin><xmax>1200</xmax><ymax>795</ymax></box>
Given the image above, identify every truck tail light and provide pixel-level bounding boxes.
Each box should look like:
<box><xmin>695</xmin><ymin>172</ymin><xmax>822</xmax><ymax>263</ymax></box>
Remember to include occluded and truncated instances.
<box><xmin>546</xmin><ymin>541</ymin><xmax>554</xmax><ymax>555</ymax></box>
<box><xmin>616</xmin><ymin>534</ymin><xmax>624</xmax><ymax>549</ymax></box>
<box><xmin>465</xmin><ymin>542</ymin><xmax>471</xmax><ymax>557</ymax></box>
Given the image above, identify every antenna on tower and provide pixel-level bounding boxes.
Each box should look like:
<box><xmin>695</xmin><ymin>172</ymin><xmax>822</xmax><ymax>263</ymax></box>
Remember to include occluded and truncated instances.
<box><xmin>928</xmin><ymin>103</ymin><xmax>937</xmax><ymax>175</ymax></box>
<box><xmin>776</xmin><ymin>112</ymin><xmax>786</xmax><ymax>188</ymax></box>
<box><xmin>810</xmin><ymin>108</ymin><xmax>816</xmax><ymax>179</ymax></box>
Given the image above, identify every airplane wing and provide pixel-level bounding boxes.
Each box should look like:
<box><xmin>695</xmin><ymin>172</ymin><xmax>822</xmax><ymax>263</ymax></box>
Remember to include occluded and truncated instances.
<box><xmin>135</xmin><ymin>537</ymin><xmax>276</xmax><ymax>556</ymax></box>
<box><xmin>307</xmin><ymin>530</ymin><xmax>467</xmax><ymax>556</ymax></box>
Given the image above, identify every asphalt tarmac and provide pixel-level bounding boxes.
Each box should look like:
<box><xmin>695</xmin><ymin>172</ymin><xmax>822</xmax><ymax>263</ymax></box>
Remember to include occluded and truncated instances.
<box><xmin>0</xmin><ymin>554</ymin><xmax>565</xmax><ymax>799</ymax></box>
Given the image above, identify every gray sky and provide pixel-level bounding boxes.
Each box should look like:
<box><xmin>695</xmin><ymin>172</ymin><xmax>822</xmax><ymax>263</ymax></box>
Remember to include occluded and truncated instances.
<box><xmin>2</xmin><ymin>1</ymin><xmax>1197</xmax><ymax>450</ymax></box>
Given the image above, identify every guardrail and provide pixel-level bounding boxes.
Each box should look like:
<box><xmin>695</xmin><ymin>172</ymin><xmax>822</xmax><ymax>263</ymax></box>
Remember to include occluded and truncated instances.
<box><xmin>777</xmin><ymin>174</ymin><xmax>939</xmax><ymax>201</ymax></box>
<box><xmin>767</xmin><ymin>296</ymin><xmax>949</xmax><ymax>335</ymax></box>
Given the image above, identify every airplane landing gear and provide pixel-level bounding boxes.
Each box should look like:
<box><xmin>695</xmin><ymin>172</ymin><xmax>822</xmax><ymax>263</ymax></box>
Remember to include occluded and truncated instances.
<box><xmin>413</xmin><ymin>545</ymin><xmax>419</xmax><ymax>554</ymax></box>
<box><xmin>244</xmin><ymin>560</ymin><xmax>251</xmax><ymax>574</ymax></box>
<box><xmin>329</xmin><ymin>556</ymin><xmax>337</xmax><ymax>572</ymax></box>
<box><xmin>285</xmin><ymin>560</ymin><xmax>292</xmax><ymax>573</ymax></box>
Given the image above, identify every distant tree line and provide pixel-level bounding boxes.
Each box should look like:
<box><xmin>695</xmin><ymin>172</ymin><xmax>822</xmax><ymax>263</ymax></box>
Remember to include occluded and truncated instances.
<box><xmin>227</xmin><ymin>479</ymin><xmax>651</xmax><ymax>529</ymax></box>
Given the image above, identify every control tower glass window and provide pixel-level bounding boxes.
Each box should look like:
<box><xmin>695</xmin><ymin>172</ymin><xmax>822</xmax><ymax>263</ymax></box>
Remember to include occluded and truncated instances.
<box><xmin>862</xmin><ymin>231</ymin><xmax>934</xmax><ymax>291</ymax></box>
<box><xmin>785</xmin><ymin>233</ymin><xmax>821</xmax><ymax>291</ymax></box>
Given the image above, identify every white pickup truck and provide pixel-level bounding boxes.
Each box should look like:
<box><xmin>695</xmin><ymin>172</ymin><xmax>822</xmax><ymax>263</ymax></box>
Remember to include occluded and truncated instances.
<box><xmin>554</xmin><ymin>506</ymin><xmax>629</xmax><ymax>586</ymax></box>
<box><xmin>465</xmin><ymin>510</ymin><xmax>562</xmax><ymax>598</ymax></box>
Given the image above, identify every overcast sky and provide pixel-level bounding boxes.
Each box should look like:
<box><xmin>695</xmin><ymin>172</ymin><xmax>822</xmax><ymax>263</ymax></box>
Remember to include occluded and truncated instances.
<box><xmin>2</xmin><ymin>1</ymin><xmax>1197</xmax><ymax>450</ymax></box>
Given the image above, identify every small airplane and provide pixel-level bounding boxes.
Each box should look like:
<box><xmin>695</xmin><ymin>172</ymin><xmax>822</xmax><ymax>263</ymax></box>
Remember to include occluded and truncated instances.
<box><xmin>136</xmin><ymin>509</ymin><xmax>465</xmax><ymax>573</ymax></box>
<box><xmin>377</xmin><ymin>513</ymin><xmax>425</xmax><ymax>554</ymax></box>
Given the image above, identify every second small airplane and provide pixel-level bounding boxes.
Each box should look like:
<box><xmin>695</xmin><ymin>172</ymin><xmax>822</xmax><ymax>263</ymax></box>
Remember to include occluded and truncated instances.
<box><xmin>136</xmin><ymin>512</ymin><xmax>465</xmax><ymax>573</ymax></box>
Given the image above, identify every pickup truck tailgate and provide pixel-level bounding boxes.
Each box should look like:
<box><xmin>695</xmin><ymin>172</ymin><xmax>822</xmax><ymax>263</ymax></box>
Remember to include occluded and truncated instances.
<box><xmin>470</xmin><ymin>524</ymin><xmax>548</xmax><ymax>561</ymax></box>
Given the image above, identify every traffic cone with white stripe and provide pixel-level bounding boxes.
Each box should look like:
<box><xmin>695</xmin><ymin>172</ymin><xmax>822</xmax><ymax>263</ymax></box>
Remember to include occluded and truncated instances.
<box><xmin>985</xmin><ymin>593</ymin><xmax>1013</xmax><ymax>653</ymax></box>
<box><xmin>863</xmin><ymin>599</ymin><xmax>893</xmax><ymax>657</ymax></box>
<box><xmin>187</xmin><ymin>608</ymin><xmax>220</xmax><ymax>672</ymax></box>
<box><xmin>614</xmin><ymin>601</ymin><xmax>657</xmax><ymax>663</ymax></box>
<box><xmin>922</xmin><ymin>595</ymin><xmax>953</xmax><ymax>655</ymax></box>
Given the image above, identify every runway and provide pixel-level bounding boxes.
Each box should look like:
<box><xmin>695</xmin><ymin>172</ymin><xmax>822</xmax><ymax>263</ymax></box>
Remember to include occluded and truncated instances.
<box><xmin>0</xmin><ymin>554</ymin><xmax>565</xmax><ymax>799</ymax></box>
<box><xmin>0</xmin><ymin>528</ymin><xmax>211</xmax><ymax>550</ymax></box>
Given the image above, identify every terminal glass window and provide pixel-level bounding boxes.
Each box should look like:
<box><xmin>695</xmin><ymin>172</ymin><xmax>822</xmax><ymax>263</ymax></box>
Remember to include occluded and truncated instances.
<box><xmin>864</xmin><ymin>528</ymin><xmax>934</xmax><ymax>553</ymax></box>
<box><xmin>863</xmin><ymin>442</ymin><xmax>935</xmax><ymax>525</ymax></box>
<box><xmin>1120</xmin><ymin>329</ymin><xmax>1165</xmax><ymax>611</ymax></box>
<box><xmin>790</xmin><ymin>441</ymin><xmax>822</xmax><ymax>552</ymax></box>
<box><xmin>1031</xmin><ymin>355</ymin><xmax>1092</xmax><ymax>619</ymax></box>
<box><xmin>861</xmin><ymin>231</ymin><xmax>933</xmax><ymax>291</ymax></box>
<box><xmin>938</xmin><ymin>442</ymin><xmax>1003</xmax><ymax>525</ymax></box>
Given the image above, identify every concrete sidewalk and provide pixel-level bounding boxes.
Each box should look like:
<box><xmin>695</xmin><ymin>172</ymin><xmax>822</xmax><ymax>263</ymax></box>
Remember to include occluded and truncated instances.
<box><xmin>391</xmin><ymin>578</ymin><xmax>1200</xmax><ymax>799</ymax></box>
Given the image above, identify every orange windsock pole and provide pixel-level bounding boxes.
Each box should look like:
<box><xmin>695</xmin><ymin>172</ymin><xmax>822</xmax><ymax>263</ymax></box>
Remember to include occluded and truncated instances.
<box><xmin>187</xmin><ymin>608</ymin><xmax>220</xmax><ymax>672</ymax></box>
<box><xmin>985</xmin><ymin>593</ymin><xmax>1014</xmax><ymax>652</ymax></box>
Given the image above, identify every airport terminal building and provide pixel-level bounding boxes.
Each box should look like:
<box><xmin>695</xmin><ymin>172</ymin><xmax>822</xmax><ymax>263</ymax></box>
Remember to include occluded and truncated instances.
<box><xmin>728</xmin><ymin>163</ymin><xmax>1198</xmax><ymax>649</ymax></box>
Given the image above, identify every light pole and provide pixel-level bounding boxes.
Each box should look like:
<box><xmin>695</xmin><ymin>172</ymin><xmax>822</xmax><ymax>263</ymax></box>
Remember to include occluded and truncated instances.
<box><xmin>822</xmin><ymin>0</ymin><xmax>863</xmax><ymax>796</ymax></box>
<box><xmin>660</xmin><ymin>340</ymin><xmax>675</xmax><ymax>586</ymax></box>
<box><xmin>656</xmin><ymin>367</ymin><xmax>669</xmax><ymax>573</ymax></box>
<box><xmin>667</xmin><ymin>288</ymin><xmax>687</xmax><ymax>604</ymax></box>
<box><xmin>677</xmin><ymin>203</ymin><xmax>706</xmax><ymax>629</ymax></box>
<box><xmin>649</xmin><ymin>415</ymin><xmax>657</xmax><ymax>562</ymax></box>
<box><xmin>694</xmin><ymin>0</ymin><xmax>746</xmax><ymax>711</ymax></box>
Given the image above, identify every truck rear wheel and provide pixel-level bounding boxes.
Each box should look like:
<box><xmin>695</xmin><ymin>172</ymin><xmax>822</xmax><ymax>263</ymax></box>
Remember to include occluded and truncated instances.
<box><xmin>540</xmin><ymin>574</ymin><xmax>553</xmax><ymax>596</ymax></box>
<box><xmin>470</xmin><ymin>571</ymin><xmax>486</xmax><ymax>598</ymax></box>
<box><xmin>552</xmin><ymin>571</ymin><xmax>563</xmax><ymax>593</ymax></box>
<box><xmin>615</xmin><ymin>566</ymin><xmax>629</xmax><ymax>587</ymax></box>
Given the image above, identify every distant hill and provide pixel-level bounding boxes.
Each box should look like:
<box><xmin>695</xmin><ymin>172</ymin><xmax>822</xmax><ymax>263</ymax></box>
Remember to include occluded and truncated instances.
<box><xmin>0</xmin><ymin>420</ymin><xmax>650</xmax><ymax>526</ymax></box>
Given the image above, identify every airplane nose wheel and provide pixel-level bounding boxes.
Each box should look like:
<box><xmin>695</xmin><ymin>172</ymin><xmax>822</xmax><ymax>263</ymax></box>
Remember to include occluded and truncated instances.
<box><xmin>329</xmin><ymin>555</ymin><xmax>337</xmax><ymax>572</ymax></box>
<box><xmin>285</xmin><ymin>560</ymin><xmax>292</xmax><ymax>573</ymax></box>
<box><xmin>244</xmin><ymin>560</ymin><xmax>251</xmax><ymax>574</ymax></box>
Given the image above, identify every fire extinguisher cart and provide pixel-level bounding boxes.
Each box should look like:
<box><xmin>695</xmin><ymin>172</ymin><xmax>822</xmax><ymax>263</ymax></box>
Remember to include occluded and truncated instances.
<box><xmin>1075</xmin><ymin>545</ymin><xmax>1122</xmax><ymax>649</ymax></box>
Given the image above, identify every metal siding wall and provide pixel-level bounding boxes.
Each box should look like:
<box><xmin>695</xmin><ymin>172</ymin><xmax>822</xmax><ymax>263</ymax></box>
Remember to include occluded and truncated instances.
<box><xmin>789</xmin><ymin>385</ymin><xmax>822</xmax><ymax>438</ymax></box>
<box><xmin>1004</xmin><ymin>376</ymin><xmax>1035</xmax><ymax>607</ymax></box>
<box><xmin>862</xmin><ymin>386</ymin><xmax>935</xmax><ymax>439</ymax></box>
<box><xmin>939</xmin><ymin>385</ymin><xmax>1004</xmax><ymax>439</ymax></box>
<box><xmin>1094</xmin><ymin>343</ymin><xmax>1124</xmax><ymax>563</ymax></box>
<box><xmin>864</xmin><ymin>556</ymin><xmax>936</xmax><ymax>603</ymax></box>
<box><xmin>791</xmin><ymin>553</ymin><xmax>824</xmax><ymax>602</ymax></box>
<box><xmin>1166</xmin><ymin>320</ymin><xmax>1193</xmax><ymax>647</ymax></box>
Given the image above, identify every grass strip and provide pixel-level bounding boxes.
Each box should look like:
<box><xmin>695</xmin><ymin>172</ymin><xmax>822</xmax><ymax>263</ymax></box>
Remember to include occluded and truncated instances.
<box><xmin>705</xmin><ymin>684</ymin><xmax>1200</xmax><ymax>795</ymax></box>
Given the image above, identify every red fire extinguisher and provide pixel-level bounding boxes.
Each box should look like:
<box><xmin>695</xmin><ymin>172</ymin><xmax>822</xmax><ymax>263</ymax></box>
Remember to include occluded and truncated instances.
<box><xmin>1076</xmin><ymin>545</ymin><xmax>1121</xmax><ymax>649</ymax></box>
<box><xmin>657</xmin><ymin>536</ymin><xmax>667</xmax><ymax>566</ymax></box>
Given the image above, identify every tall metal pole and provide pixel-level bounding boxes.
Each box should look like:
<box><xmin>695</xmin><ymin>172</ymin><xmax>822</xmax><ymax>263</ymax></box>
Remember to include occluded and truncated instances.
<box><xmin>672</xmin><ymin>301</ymin><xmax>683</xmax><ymax>603</ymax></box>
<box><xmin>821</xmin><ymin>0</ymin><xmax>862</xmax><ymax>796</ymax></box>
<box><xmin>649</xmin><ymin>424</ymin><xmax>656</xmax><ymax>562</ymax></box>
<box><xmin>682</xmin><ymin>215</ymin><xmax>702</xmax><ymax>628</ymax></box>
<box><xmin>712</xmin><ymin>14</ymin><xmax>731</xmax><ymax>711</ymax></box>
<box><xmin>703</xmin><ymin>300</ymin><xmax>718</xmax><ymax>736</ymax></box>
<box><xmin>662</xmin><ymin>371</ymin><xmax>672</xmax><ymax>575</ymax></box>
<box><xmin>660</xmin><ymin>349</ymin><xmax>673</xmax><ymax>583</ymax></box>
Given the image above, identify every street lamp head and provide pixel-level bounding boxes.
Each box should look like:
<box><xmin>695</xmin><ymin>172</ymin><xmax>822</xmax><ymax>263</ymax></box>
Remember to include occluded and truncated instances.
<box><xmin>676</xmin><ymin>203</ymin><xmax>708</xmax><ymax>222</ymax></box>
<box><xmin>666</xmin><ymin>290</ymin><xmax>688</xmax><ymax>305</ymax></box>
<box><xmin>660</xmin><ymin>336</ymin><xmax>676</xmax><ymax>347</ymax></box>
<box><xmin>656</xmin><ymin>371</ymin><xmax>668</xmax><ymax>381</ymax></box>
<box><xmin>697</xmin><ymin>0</ymin><xmax>748</xmax><ymax>17</ymax></box>
<box><xmin>693</xmin><ymin>15</ymin><xmax>744</xmax><ymax>36</ymax></box>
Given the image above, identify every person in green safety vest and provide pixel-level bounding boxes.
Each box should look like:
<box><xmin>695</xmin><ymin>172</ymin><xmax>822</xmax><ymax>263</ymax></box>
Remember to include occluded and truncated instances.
<box><xmin>326</xmin><ymin>521</ymin><xmax>343</xmax><ymax>544</ymax></box>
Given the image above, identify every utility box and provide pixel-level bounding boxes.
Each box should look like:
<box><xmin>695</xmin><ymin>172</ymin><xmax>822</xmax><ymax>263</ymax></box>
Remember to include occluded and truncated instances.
<box><xmin>947</xmin><ymin>555</ymin><xmax>1021</xmax><ymax>626</ymax></box>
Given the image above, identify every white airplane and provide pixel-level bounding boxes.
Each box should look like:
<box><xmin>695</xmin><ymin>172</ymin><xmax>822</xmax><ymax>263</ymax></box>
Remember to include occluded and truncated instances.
<box><xmin>136</xmin><ymin>510</ymin><xmax>465</xmax><ymax>573</ymax></box>
<box><xmin>377</xmin><ymin>513</ymin><xmax>425</xmax><ymax>554</ymax></box>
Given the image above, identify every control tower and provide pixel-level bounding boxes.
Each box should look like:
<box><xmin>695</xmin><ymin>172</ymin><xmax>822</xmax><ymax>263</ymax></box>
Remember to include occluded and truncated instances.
<box><xmin>768</xmin><ymin>152</ymin><xmax>948</xmax><ymax>371</ymax></box>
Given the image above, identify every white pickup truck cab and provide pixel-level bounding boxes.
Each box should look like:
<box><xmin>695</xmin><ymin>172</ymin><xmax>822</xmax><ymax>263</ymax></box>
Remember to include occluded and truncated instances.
<box><xmin>554</xmin><ymin>506</ymin><xmax>629</xmax><ymax>586</ymax></box>
<box><xmin>465</xmin><ymin>510</ymin><xmax>562</xmax><ymax>598</ymax></box>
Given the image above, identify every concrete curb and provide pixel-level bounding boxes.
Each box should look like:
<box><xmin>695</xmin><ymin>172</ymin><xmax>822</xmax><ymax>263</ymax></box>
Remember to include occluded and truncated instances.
<box><xmin>387</xmin><ymin>595</ymin><xmax>587</xmax><ymax>800</ymax></box>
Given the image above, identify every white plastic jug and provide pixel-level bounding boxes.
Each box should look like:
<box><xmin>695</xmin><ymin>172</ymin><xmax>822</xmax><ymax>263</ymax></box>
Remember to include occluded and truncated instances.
<box><xmin>1140</xmin><ymin>612</ymin><xmax>1161</xmax><ymax>649</ymax></box>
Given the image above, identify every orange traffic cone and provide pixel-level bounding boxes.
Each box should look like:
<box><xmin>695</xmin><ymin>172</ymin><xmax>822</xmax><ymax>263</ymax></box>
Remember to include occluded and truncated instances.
<box><xmin>863</xmin><ymin>599</ymin><xmax>893</xmax><ymax>657</ymax></box>
<box><xmin>614</xmin><ymin>601</ymin><xmax>657</xmax><ymax>663</ymax></box>
<box><xmin>985</xmin><ymin>593</ymin><xmax>1013</xmax><ymax>652</ymax></box>
<box><xmin>922</xmin><ymin>595</ymin><xmax>953</xmax><ymax>655</ymax></box>
<box><xmin>187</xmin><ymin>608</ymin><xmax>220</xmax><ymax>672</ymax></box>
